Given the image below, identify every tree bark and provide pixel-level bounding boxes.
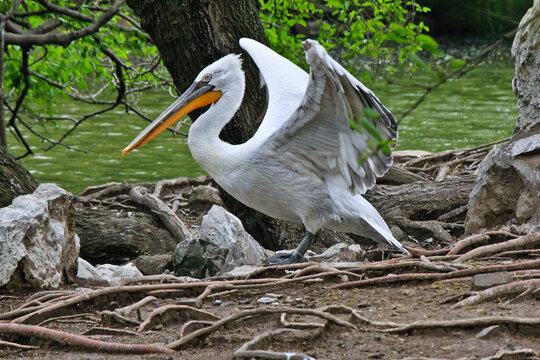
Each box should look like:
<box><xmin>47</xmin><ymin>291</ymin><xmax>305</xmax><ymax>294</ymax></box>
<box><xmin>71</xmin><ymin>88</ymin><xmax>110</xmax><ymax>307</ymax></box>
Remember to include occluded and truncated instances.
<box><xmin>126</xmin><ymin>0</ymin><xmax>281</xmax><ymax>245</ymax></box>
<box><xmin>126</xmin><ymin>0</ymin><xmax>267</xmax><ymax>144</ymax></box>
<box><xmin>0</xmin><ymin>145</ymin><xmax>38</xmax><ymax>208</ymax></box>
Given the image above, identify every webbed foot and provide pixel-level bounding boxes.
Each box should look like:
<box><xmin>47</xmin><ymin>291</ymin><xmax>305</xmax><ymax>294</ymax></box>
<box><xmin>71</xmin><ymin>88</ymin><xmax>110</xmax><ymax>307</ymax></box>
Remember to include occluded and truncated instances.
<box><xmin>263</xmin><ymin>252</ymin><xmax>307</xmax><ymax>266</ymax></box>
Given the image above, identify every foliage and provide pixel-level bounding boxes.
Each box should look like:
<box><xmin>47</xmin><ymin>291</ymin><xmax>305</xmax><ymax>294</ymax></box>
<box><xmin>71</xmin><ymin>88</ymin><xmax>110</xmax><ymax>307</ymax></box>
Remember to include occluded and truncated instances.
<box><xmin>259</xmin><ymin>0</ymin><xmax>437</xmax><ymax>81</ymax></box>
<box><xmin>1</xmin><ymin>0</ymin><xmax>170</xmax><ymax>156</ymax></box>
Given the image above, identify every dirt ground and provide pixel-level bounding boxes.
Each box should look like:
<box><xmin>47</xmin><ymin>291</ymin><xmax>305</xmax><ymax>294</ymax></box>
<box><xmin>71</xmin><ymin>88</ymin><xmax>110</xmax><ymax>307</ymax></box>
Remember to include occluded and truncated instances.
<box><xmin>0</xmin><ymin>262</ymin><xmax>538</xmax><ymax>360</ymax></box>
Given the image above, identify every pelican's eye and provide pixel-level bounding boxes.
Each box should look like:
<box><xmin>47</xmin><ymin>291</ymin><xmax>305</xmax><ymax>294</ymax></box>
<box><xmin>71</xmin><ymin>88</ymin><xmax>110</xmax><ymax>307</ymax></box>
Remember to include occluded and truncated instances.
<box><xmin>202</xmin><ymin>73</ymin><xmax>212</xmax><ymax>82</ymax></box>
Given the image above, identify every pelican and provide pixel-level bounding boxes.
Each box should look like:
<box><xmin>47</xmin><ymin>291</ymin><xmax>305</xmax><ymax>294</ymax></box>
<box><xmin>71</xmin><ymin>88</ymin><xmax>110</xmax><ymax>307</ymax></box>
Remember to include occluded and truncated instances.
<box><xmin>123</xmin><ymin>38</ymin><xmax>409</xmax><ymax>265</ymax></box>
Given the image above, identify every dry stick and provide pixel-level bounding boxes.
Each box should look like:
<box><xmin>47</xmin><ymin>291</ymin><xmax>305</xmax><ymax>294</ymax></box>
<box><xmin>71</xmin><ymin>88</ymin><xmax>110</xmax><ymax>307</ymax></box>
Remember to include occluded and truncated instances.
<box><xmin>99</xmin><ymin>310</ymin><xmax>141</xmax><ymax>327</ymax></box>
<box><xmin>0</xmin><ymin>339</ymin><xmax>39</xmax><ymax>350</ymax></box>
<box><xmin>82</xmin><ymin>327</ymin><xmax>142</xmax><ymax>337</ymax></box>
<box><xmin>331</xmin><ymin>259</ymin><xmax>540</xmax><ymax>289</ymax></box>
<box><xmin>451</xmin><ymin>279</ymin><xmax>540</xmax><ymax>308</ymax></box>
<box><xmin>167</xmin><ymin>307</ymin><xmax>355</xmax><ymax>350</ymax></box>
<box><xmin>318</xmin><ymin>304</ymin><xmax>402</xmax><ymax>328</ymax></box>
<box><xmin>379</xmin><ymin>316</ymin><xmax>540</xmax><ymax>333</ymax></box>
<box><xmin>130</xmin><ymin>186</ymin><xmax>190</xmax><ymax>241</ymax></box>
<box><xmin>403</xmin><ymin>246</ymin><xmax>449</xmax><ymax>257</ymax></box>
<box><xmin>180</xmin><ymin>320</ymin><xmax>215</xmax><ymax>337</ymax></box>
<box><xmin>38</xmin><ymin>313</ymin><xmax>97</xmax><ymax>326</ymax></box>
<box><xmin>292</xmin><ymin>264</ymin><xmax>363</xmax><ymax>279</ymax></box>
<box><xmin>197</xmin><ymin>283</ymin><xmax>236</xmax><ymax>301</ymax></box>
<box><xmin>234</xmin><ymin>328</ymin><xmax>314</xmax><ymax>360</ymax></box>
<box><xmin>447</xmin><ymin>231</ymin><xmax>518</xmax><ymax>256</ymax></box>
<box><xmin>138</xmin><ymin>305</ymin><xmax>219</xmax><ymax>333</ymax></box>
<box><xmin>481</xmin><ymin>348</ymin><xmax>539</xmax><ymax>360</ymax></box>
<box><xmin>280</xmin><ymin>313</ymin><xmax>325</xmax><ymax>329</ymax></box>
<box><xmin>454</xmin><ymin>233</ymin><xmax>540</xmax><ymax>263</ymax></box>
<box><xmin>115</xmin><ymin>296</ymin><xmax>157</xmax><ymax>316</ymax></box>
<box><xmin>0</xmin><ymin>323</ymin><xmax>174</xmax><ymax>354</ymax></box>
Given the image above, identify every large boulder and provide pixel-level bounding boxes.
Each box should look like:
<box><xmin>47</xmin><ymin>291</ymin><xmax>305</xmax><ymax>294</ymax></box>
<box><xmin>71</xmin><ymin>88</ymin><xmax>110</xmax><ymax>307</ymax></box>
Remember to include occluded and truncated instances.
<box><xmin>174</xmin><ymin>205</ymin><xmax>266</xmax><ymax>278</ymax></box>
<box><xmin>0</xmin><ymin>184</ymin><xmax>79</xmax><ymax>288</ymax></box>
<box><xmin>465</xmin><ymin>1</ymin><xmax>540</xmax><ymax>235</ymax></box>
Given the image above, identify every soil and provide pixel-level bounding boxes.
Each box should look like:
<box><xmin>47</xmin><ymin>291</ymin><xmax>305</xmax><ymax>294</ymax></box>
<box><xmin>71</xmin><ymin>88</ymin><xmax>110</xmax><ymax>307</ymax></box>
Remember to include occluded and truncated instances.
<box><xmin>0</xmin><ymin>268</ymin><xmax>538</xmax><ymax>360</ymax></box>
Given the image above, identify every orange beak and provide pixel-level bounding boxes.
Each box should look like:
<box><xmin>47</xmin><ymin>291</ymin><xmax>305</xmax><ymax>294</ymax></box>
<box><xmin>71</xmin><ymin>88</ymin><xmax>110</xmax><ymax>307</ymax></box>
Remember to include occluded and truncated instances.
<box><xmin>122</xmin><ymin>82</ymin><xmax>222</xmax><ymax>155</ymax></box>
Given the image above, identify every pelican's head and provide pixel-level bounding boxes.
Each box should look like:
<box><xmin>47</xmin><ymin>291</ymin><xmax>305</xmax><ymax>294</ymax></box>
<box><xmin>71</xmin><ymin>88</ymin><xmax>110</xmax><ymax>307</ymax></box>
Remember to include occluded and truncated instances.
<box><xmin>122</xmin><ymin>54</ymin><xmax>243</xmax><ymax>155</ymax></box>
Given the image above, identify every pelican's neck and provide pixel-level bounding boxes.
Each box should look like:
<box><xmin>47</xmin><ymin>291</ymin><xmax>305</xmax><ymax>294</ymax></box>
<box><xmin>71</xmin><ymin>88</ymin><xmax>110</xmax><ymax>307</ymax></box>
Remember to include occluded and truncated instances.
<box><xmin>188</xmin><ymin>79</ymin><xmax>245</xmax><ymax>174</ymax></box>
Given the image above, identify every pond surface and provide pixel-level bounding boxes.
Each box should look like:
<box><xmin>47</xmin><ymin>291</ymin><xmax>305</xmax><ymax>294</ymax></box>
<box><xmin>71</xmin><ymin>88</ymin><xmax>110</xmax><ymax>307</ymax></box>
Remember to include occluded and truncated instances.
<box><xmin>9</xmin><ymin>65</ymin><xmax>517</xmax><ymax>194</ymax></box>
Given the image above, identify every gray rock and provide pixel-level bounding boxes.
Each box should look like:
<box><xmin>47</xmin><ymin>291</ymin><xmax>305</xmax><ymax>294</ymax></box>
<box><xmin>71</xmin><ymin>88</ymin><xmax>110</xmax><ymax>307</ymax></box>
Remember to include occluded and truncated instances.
<box><xmin>173</xmin><ymin>238</ymin><xmax>207</xmax><ymax>278</ymax></box>
<box><xmin>188</xmin><ymin>185</ymin><xmax>223</xmax><ymax>208</ymax></box>
<box><xmin>0</xmin><ymin>184</ymin><xmax>79</xmax><ymax>288</ymax></box>
<box><xmin>133</xmin><ymin>254</ymin><xmax>173</xmax><ymax>275</ymax></box>
<box><xmin>95</xmin><ymin>263</ymin><xmax>143</xmax><ymax>286</ymax></box>
<box><xmin>307</xmin><ymin>243</ymin><xmax>366</xmax><ymax>263</ymax></box>
<box><xmin>225</xmin><ymin>265</ymin><xmax>262</xmax><ymax>278</ymax></box>
<box><xmin>174</xmin><ymin>206</ymin><xmax>265</xmax><ymax>278</ymax></box>
<box><xmin>473</xmin><ymin>272</ymin><xmax>512</xmax><ymax>290</ymax></box>
<box><xmin>465</xmin><ymin>2</ymin><xmax>540</xmax><ymax>235</ymax></box>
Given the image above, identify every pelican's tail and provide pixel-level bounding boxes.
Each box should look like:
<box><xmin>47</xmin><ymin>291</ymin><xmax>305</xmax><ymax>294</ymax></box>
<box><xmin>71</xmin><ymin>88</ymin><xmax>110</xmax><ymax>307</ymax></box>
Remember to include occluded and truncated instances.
<box><xmin>327</xmin><ymin>184</ymin><xmax>410</xmax><ymax>255</ymax></box>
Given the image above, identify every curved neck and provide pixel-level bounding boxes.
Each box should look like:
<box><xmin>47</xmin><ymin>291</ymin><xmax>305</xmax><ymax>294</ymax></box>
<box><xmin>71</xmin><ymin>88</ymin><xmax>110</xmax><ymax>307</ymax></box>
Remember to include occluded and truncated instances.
<box><xmin>188</xmin><ymin>78</ymin><xmax>245</xmax><ymax>173</ymax></box>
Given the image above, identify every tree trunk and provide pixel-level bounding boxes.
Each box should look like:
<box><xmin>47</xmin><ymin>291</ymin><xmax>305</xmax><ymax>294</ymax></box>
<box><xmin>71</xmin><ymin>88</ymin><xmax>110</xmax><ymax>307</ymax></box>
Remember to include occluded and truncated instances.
<box><xmin>126</xmin><ymin>0</ymin><xmax>267</xmax><ymax>144</ymax></box>
<box><xmin>126</xmin><ymin>0</ymin><xmax>283</xmax><ymax>247</ymax></box>
<box><xmin>0</xmin><ymin>145</ymin><xmax>38</xmax><ymax>208</ymax></box>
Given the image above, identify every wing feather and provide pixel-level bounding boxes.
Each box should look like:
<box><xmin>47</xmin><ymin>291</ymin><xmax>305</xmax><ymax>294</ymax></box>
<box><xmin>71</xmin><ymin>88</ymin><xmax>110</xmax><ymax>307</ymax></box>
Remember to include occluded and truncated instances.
<box><xmin>264</xmin><ymin>39</ymin><xmax>398</xmax><ymax>195</ymax></box>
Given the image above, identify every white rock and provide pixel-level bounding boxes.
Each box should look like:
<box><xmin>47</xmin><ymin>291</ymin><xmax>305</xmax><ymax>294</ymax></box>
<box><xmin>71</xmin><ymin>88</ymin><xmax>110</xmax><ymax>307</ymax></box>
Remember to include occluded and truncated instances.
<box><xmin>0</xmin><ymin>184</ymin><xmax>79</xmax><ymax>288</ymax></box>
<box><xmin>307</xmin><ymin>243</ymin><xmax>365</xmax><ymax>263</ymax></box>
<box><xmin>95</xmin><ymin>263</ymin><xmax>143</xmax><ymax>286</ymax></box>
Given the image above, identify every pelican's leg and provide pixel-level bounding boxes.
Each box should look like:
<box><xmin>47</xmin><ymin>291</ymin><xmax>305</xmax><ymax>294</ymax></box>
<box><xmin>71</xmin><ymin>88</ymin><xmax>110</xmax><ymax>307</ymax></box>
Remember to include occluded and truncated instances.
<box><xmin>263</xmin><ymin>231</ymin><xmax>319</xmax><ymax>266</ymax></box>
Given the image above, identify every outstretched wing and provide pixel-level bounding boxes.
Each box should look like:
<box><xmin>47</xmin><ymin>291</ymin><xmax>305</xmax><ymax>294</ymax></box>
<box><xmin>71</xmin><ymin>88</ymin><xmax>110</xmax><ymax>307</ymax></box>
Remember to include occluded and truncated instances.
<box><xmin>239</xmin><ymin>38</ymin><xmax>309</xmax><ymax>142</ymax></box>
<box><xmin>264</xmin><ymin>39</ymin><xmax>398</xmax><ymax>195</ymax></box>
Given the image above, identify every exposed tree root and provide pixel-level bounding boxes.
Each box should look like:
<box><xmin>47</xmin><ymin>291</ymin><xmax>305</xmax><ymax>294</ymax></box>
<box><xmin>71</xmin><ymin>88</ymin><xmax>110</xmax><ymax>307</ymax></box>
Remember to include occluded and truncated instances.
<box><xmin>454</xmin><ymin>233</ymin><xmax>540</xmax><ymax>263</ymax></box>
<box><xmin>332</xmin><ymin>259</ymin><xmax>540</xmax><ymax>289</ymax></box>
<box><xmin>82</xmin><ymin>326</ymin><xmax>142</xmax><ymax>337</ymax></box>
<box><xmin>451</xmin><ymin>279</ymin><xmax>540</xmax><ymax>308</ymax></box>
<box><xmin>166</xmin><ymin>307</ymin><xmax>355</xmax><ymax>350</ymax></box>
<box><xmin>138</xmin><ymin>305</ymin><xmax>220</xmax><ymax>332</ymax></box>
<box><xmin>233</xmin><ymin>328</ymin><xmax>315</xmax><ymax>360</ymax></box>
<box><xmin>380</xmin><ymin>316</ymin><xmax>540</xmax><ymax>333</ymax></box>
<box><xmin>0</xmin><ymin>323</ymin><xmax>174</xmax><ymax>354</ymax></box>
<box><xmin>0</xmin><ymin>339</ymin><xmax>39</xmax><ymax>350</ymax></box>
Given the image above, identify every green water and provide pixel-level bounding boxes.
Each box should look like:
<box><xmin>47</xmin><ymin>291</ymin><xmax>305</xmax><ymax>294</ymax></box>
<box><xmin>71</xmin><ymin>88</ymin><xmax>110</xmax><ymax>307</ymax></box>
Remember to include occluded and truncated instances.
<box><xmin>8</xmin><ymin>65</ymin><xmax>517</xmax><ymax>194</ymax></box>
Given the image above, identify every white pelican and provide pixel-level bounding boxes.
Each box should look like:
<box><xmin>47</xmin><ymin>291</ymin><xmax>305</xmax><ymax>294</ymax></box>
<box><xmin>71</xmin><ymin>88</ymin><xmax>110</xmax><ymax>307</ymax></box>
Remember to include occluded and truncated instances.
<box><xmin>123</xmin><ymin>38</ymin><xmax>409</xmax><ymax>265</ymax></box>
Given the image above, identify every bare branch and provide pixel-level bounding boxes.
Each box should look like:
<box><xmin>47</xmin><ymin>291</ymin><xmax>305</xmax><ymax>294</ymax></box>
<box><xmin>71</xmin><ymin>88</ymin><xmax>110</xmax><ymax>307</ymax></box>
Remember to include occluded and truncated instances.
<box><xmin>5</xmin><ymin>0</ymin><xmax>124</xmax><ymax>46</ymax></box>
<box><xmin>35</xmin><ymin>0</ymin><xmax>94</xmax><ymax>22</ymax></box>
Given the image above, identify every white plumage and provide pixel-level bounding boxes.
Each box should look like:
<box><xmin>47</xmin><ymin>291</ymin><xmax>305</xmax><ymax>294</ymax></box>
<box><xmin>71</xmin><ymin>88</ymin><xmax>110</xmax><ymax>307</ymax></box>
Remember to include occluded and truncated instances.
<box><xmin>123</xmin><ymin>38</ymin><xmax>409</xmax><ymax>264</ymax></box>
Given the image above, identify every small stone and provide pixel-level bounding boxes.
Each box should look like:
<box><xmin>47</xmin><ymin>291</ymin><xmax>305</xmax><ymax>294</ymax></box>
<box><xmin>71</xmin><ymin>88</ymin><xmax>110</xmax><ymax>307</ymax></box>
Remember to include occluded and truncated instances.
<box><xmin>177</xmin><ymin>299</ymin><xmax>202</xmax><ymax>308</ymax></box>
<box><xmin>473</xmin><ymin>272</ymin><xmax>512</xmax><ymax>290</ymax></box>
<box><xmin>257</xmin><ymin>297</ymin><xmax>278</xmax><ymax>304</ymax></box>
<box><xmin>476</xmin><ymin>325</ymin><xmax>500</xmax><ymax>339</ymax></box>
<box><xmin>265</xmin><ymin>293</ymin><xmax>284</xmax><ymax>298</ymax></box>
<box><xmin>213</xmin><ymin>300</ymin><xmax>222</xmax><ymax>306</ymax></box>
<box><xmin>220</xmin><ymin>301</ymin><xmax>234</xmax><ymax>307</ymax></box>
